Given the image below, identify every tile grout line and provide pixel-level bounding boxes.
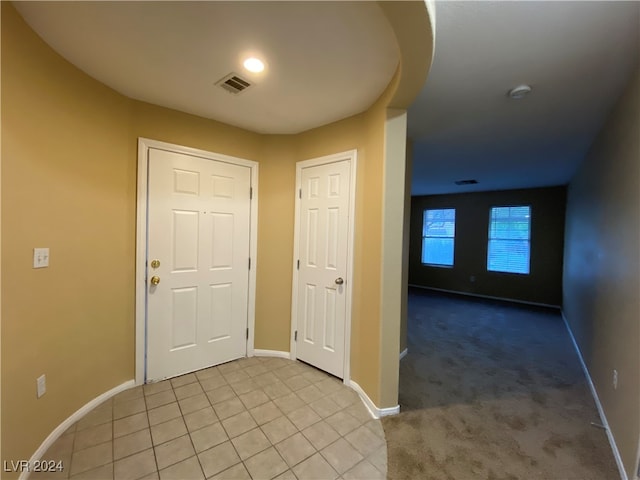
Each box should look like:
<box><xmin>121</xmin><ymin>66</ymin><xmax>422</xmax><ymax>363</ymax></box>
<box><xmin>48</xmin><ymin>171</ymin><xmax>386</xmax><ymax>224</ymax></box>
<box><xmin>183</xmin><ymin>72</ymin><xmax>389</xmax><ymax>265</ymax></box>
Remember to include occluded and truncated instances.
<box><xmin>223</xmin><ymin>361</ymin><xmax>269</xmax><ymax>478</ymax></box>
<box><xmin>224</xmin><ymin>366</ymin><xmax>273</xmax><ymax>478</ymax></box>
<box><xmin>248</xmin><ymin>360</ymin><xmax>306</xmax><ymax>479</ymax></box>
<box><xmin>233</xmin><ymin>360</ymin><xmax>298</xmax><ymax>477</ymax></box>
<box><xmin>199</xmin><ymin>370</ymin><xmax>240</xmax><ymax>478</ymax></box>
<box><xmin>174</xmin><ymin>373</ymin><xmax>209</xmax><ymax>479</ymax></box>
<box><xmin>260</xmin><ymin>363</ymin><xmax>337</xmax><ymax>476</ymax></box>
<box><xmin>142</xmin><ymin>383</ymin><xmax>161</xmax><ymax>479</ymax></box>
<box><xmin>67</xmin><ymin>419</ymin><xmax>76</xmax><ymax>479</ymax></box>
<box><xmin>110</xmin><ymin>398</ymin><xmax>115</xmax><ymax>480</ymax></box>
<box><xmin>55</xmin><ymin>358</ymin><xmax>385</xmax><ymax>480</ymax></box>
<box><xmin>216</xmin><ymin>364</ymin><xmax>253</xmax><ymax>479</ymax></box>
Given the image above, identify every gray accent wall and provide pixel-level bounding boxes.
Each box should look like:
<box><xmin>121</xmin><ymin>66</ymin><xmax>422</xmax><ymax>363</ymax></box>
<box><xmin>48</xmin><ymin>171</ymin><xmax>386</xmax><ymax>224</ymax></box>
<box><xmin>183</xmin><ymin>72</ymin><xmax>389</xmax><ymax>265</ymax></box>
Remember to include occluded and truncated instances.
<box><xmin>563</xmin><ymin>68</ymin><xmax>640</xmax><ymax>479</ymax></box>
<box><xmin>409</xmin><ymin>186</ymin><xmax>566</xmax><ymax>306</ymax></box>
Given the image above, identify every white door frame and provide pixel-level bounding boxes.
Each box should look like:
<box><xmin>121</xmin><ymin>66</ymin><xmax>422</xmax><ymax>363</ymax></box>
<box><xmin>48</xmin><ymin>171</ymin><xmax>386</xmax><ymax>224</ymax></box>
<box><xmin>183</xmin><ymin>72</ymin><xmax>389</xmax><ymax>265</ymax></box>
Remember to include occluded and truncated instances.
<box><xmin>135</xmin><ymin>138</ymin><xmax>259</xmax><ymax>385</ymax></box>
<box><xmin>290</xmin><ymin>150</ymin><xmax>357</xmax><ymax>385</ymax></box>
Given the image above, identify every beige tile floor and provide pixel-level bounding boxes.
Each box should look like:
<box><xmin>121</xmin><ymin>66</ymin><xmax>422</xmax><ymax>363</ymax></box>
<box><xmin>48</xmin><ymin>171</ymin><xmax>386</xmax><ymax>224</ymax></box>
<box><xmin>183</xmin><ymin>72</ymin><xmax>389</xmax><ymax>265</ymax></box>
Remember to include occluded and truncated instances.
<box><xmin>32</xmin><ymin>357</ymin><xmax>387</xmax><ymax>480</ymax></box>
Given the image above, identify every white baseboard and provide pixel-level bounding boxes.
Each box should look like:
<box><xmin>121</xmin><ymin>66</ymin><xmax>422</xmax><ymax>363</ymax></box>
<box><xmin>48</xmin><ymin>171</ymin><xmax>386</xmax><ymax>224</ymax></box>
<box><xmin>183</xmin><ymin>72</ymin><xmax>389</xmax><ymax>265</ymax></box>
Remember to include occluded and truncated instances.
<box><xmin>21</xmin><ymin>380</ymin><xmax>135</xmax><ymax>480</ymax></box>
<box><xmin>253</xmin><ymin>349</ymin><xmax>291</xmax><ymax>359</ymax></box>
<box><xmin>400</xmin><ymin>348</ymin><xmax>408</xmax><ymax>360</ymax></box>
<box><xmin>561</xmin><ymin>311</ymin><xmax>627</xmax><ymax>480</ymax></box>
<box><xmin>254</xmin><ymin>352</ymin><xmax>402</xmax><ymax>419</ymax></box>
<box><xmin>349</xmin><ymin>380</ymin><xmax>400</xmax><ymax>420</ymax></box>
<box><xmin>409</xmin><ymin>284</ymin><xmax>561</xmax><ymax>309</ymax></box>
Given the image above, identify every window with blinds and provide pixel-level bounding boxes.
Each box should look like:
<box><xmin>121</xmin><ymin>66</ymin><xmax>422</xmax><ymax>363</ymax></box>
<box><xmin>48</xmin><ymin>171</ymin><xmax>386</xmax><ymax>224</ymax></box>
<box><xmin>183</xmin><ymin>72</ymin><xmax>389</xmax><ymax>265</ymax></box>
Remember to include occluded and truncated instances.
<box><xmin>422</xmin><ymin>208</ymin><xmax>456</xmax><ymax>266</ymax></box>
<box><xmin>487</xmin><ymin>205</ymin><xmax>531</xmax><ymax>274</ymax></box>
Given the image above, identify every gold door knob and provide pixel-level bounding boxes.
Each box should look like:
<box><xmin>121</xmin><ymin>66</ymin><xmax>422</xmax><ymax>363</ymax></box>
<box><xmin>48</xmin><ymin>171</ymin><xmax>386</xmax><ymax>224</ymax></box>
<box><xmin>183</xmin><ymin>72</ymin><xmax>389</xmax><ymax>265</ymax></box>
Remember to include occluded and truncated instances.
<box><xmin>150</xmin><ymin>276</ymin><xmax>160</xmax><ymax>286</ymax></box>
<box><xmin>335</xmin><ymin>277</ymin><xmax>344</xmax><ymax>285</ymax></box>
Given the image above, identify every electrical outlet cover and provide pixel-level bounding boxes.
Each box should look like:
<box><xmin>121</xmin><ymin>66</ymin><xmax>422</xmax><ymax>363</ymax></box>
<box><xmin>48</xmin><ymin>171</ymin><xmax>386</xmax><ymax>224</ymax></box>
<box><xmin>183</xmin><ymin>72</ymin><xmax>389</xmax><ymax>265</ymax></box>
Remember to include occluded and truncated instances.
<box><xmin>33</xmin><ymin>248</ymin><xmax>50</xmax><ymax>268</ymax></box>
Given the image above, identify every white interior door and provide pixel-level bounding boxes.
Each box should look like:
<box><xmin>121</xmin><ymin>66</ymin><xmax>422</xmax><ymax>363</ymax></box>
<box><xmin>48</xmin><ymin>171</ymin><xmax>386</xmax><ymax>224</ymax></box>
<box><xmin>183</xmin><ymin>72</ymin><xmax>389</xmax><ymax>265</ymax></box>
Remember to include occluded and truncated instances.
<box><xmin>146</xmin><ymin>147</ymin><xmax>251</xmax><ymax>381</ymax></box>
<box><xmin>295</xmin><ymin>157</ymin><xmax>353</xmax><ymax>379</ymax></box>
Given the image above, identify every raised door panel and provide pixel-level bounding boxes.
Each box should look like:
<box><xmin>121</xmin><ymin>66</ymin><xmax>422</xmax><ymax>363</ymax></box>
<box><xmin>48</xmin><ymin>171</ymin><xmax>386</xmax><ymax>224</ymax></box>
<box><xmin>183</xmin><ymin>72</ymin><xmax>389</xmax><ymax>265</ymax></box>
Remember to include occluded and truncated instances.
<box><xmin>296</xmin><ymin>158</ymin><xmax>352</xmax><ymax>379</ymax></box>
<box><xmin>147</xmin><ymin>148</ymin><xmax>251</xmax><ymax>381</ymax></box>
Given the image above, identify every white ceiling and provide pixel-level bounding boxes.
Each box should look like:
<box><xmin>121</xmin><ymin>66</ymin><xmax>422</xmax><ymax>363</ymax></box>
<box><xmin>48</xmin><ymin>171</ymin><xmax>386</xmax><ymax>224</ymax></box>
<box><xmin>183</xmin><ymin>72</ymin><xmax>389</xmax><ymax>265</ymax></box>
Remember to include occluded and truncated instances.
<box><xmin>15</xmin><ymin>1</ymin><xmax>399</xmax><ymax>135</ymax></box>
<box><xmin>409</xmin><ymin>1</ymin><xmax>640</xmax><ymax>195</ymax></box>
<box><xmin>13</xmin><ymin>1</ymin><xmax>639</xmax><ymax>196</ymax></box>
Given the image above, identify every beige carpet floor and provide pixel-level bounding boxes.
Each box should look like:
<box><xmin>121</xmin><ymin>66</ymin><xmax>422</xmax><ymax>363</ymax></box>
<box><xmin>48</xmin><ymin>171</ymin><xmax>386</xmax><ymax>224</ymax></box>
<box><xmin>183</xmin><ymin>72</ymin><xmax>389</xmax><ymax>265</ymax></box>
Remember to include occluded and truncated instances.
<box><xmin>382</xmin><ymin>288</ymin><xmax>619</xmax><ymax>480</ymax></box>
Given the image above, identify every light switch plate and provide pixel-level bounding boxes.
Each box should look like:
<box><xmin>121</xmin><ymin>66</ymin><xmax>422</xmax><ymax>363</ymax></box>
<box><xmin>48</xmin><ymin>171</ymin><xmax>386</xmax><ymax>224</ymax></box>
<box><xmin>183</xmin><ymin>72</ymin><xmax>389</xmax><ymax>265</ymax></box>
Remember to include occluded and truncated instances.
<box><xmin>37</xmin><ymin>374</ymin><xmax>46</xmax><ymax>398</ymax></box>
<box><xmin>33</xmin><ymin>248</ymin><xmax>50</xmax><ymax>268</ymax></box>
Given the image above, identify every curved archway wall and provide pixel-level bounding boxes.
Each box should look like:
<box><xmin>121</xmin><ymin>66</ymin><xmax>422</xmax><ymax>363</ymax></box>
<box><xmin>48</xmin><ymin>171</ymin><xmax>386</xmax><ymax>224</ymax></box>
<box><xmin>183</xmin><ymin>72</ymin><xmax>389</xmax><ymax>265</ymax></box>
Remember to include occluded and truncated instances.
<box><xmin>0</xmin><ymin>1</ymin><xmax>433</xmax><ymax>470</ymax></box>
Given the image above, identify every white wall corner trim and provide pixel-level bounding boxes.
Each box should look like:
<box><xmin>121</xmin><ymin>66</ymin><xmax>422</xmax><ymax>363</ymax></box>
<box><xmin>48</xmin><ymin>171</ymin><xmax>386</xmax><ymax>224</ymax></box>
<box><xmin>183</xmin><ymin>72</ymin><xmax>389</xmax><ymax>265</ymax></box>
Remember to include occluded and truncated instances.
<box><xmin>349</xmin><ymin>380</ymin><xmax>400</xmax><ymax>420</ymax></box>
<box><xmin>20</xmin><ymin>380</ymin><xmax>135</xmax><ymax>480</ymax></box>
<box><xmin>561</xmin><ymin>311</ymin><xmax>628</xmax><ymax>480</ymax></box>
<box><xmin>253</xmin><ymin>349</ymin><xmax>291</xmax><ymax>359</ymax></box>
<box><xmin>400</xmin><ymin>348</ymin><xmax>408</xmax><ymax>360</ymax></box>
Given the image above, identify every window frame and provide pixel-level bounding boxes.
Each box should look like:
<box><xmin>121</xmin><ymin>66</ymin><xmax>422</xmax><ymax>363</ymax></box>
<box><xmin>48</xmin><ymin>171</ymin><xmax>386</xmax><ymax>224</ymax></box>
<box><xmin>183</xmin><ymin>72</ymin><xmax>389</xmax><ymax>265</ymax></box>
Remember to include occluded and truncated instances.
<box><xmin>421</xmin><ymin>208</ymin><xmax>456</xmax><ymax>268</ymax></box>
<box><xmin>486</xmin><ymin>205</ymin><xmax>532</xmax><ymax>275</ymax></box>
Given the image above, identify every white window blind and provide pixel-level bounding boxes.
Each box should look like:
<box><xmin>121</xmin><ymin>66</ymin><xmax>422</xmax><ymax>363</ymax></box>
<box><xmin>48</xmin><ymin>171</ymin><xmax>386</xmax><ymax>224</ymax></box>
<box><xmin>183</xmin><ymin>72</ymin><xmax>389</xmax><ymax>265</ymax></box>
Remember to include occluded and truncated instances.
<box><xmin>487</xmin><ymin>206</ymin><xmax>531</xmax><ymax>274</ymax></box>
<box><xmin>422</xmin><ymin>209</ymin><xmax>456</xmax><ymax>266</ymax></box>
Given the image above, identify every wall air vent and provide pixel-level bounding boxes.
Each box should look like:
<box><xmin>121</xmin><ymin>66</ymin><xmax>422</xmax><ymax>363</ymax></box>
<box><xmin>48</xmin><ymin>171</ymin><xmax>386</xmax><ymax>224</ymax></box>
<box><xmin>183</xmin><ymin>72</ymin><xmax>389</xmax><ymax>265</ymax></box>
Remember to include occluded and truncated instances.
<box><xmin>455</xmin><ymin>179</ymin><xmax>478</xmax><ymax>185</ymax></box>
<box><xmin>216</xmin><ymin>73</ymin><xmax>252</xmax><ymax>95</ymax></box>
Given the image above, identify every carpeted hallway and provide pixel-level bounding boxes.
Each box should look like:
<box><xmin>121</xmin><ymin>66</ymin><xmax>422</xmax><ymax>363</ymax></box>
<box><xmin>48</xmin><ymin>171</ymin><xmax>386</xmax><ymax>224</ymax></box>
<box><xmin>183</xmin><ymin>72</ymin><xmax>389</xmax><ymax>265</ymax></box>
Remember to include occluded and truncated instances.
<box><xmin>382</xmin><ymin>288</ymin><xmax>619</xmax><ymax>480</ymax></box>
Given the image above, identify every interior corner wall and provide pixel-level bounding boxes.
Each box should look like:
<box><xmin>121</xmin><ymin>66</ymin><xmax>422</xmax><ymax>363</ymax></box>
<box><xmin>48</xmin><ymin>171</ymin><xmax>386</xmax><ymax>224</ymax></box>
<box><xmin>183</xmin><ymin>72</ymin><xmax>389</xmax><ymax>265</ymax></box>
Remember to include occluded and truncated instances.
<box><xmin>1</xmin><ymin>3</ymin><xmax>135</xmax><ymax>472</ymax></box>
<box><xmin>409</xmin><ymin>186</ymin><xmax>567</xmax><ymax>306</ymax></box>
<box><xmin>379</xmin><ymin>108</ymin><xmax>407</xmax><ymax>409</ymax></box>
<box><xmin>563</xmin><ymin>68</ymin><xmax>640</xmax><ymax>479</ymax></box>
<box><xmin>399</xmin><ymin>138</ymin><xmax>413</xmax><ymax>355</ymax></box>
<box><xmin>254</xmin><ymin>135</ymin><xmax>298</xmax><ymax>352</ymax></box>
<box><xmin>0</xmin><ymin>4</ymin><xmax>269</xmax><ymax>467</ymax></box>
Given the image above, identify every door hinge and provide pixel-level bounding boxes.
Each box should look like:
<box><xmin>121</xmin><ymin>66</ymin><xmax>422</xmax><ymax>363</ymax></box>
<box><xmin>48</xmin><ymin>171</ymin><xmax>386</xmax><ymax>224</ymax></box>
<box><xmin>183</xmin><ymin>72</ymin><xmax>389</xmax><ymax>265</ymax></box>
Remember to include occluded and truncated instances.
<box><xmin>294</xmin><ymin>330</ymin><xmax>298</xmax><ymax>341</ymax></box>
<box><xmin>248</xmin><ymin>257</ymin><xmax>251</xmax><ymax>270</ymax></box>
<box><xmin>246</xmin><ymin>328</ymin><xmax>249</xmax><ymax>340</ymax></box>
<box><xmin>297</xmin><ymin>259</ymin><xmax>300</xmax><ymax>270</ymax></box>
<box><xmin>250</xmin><ymin>187</ymin><xmax>253</xmax><ymax>200</ymax></box>
<box><xmin>299</xmin><ymin>189</ymin><xmax>302</xmax><ymax>199</ymax></box>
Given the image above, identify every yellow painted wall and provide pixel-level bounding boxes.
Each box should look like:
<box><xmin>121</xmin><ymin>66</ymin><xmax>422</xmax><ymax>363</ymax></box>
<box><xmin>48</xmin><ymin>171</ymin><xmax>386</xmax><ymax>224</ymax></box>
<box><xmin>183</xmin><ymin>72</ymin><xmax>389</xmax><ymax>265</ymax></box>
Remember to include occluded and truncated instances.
<box><xmin>1</xmin><ymin>3</ymin><xmax>135</xmax><ymax>470</ymax></box>
<box><xmin>1</xmin><ymin>1</ymin><xmax>433</xmax><ymax>466</ymax></box>
<box><xmin>254</xmin><ymin>135</ymin><xmax>298</xmax><ymax>351</ymax></box>
<box><xmin>132</xmin><ymin>101</ymin><xmax>262</xmax><ymax>161</ymax></box>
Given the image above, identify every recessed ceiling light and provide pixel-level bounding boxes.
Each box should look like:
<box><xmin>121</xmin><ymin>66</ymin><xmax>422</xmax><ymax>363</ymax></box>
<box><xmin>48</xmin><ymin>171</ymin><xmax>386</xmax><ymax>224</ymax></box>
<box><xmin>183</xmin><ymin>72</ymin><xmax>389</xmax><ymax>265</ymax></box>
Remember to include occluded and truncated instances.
<box><xmin>508</xmin><ymin>84</ymin><xmax>532</xmax><ymax>99</ymax></box>
<box><xmin>243</xmin><ymin>57</ymin><xmax>264</xmax><ymax>73</ymax></box>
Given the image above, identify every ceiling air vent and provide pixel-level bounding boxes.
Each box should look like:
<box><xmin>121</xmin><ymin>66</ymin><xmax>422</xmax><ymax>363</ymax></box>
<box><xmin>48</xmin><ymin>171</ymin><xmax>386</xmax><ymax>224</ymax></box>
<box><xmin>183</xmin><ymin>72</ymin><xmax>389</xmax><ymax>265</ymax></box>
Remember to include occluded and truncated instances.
<box><xmin>216</xmin><ymin>73</ymin><xmax>252</xmax><ymax>95</ymax></box>
<box><xmin>454</xmin><ymin>179</ymin><xmax>478</xmax><ymax>185</ymax></box>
